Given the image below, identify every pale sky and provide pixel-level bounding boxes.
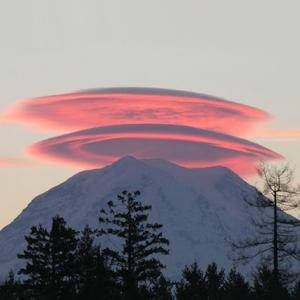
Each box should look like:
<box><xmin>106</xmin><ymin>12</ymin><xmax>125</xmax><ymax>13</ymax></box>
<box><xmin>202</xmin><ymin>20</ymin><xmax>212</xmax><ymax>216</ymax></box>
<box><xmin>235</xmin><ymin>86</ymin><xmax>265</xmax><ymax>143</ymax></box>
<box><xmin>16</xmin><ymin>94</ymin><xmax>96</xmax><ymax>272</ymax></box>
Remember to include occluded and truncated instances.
<box><xmin>0</xmin><ymin>0</ymin><xmax>300</xmax><ymax>229</ymax></box>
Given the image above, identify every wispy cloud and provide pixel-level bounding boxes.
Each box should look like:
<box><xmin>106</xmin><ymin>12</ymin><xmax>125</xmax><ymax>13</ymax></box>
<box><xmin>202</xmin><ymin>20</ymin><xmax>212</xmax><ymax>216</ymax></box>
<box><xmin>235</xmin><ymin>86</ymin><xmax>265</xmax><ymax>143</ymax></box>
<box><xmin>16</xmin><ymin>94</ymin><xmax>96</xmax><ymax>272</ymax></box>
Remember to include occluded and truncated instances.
<box><xmin>0</xmin><ymin>157</ymin><xmax>31</xmax><ymax>167</ymax></box>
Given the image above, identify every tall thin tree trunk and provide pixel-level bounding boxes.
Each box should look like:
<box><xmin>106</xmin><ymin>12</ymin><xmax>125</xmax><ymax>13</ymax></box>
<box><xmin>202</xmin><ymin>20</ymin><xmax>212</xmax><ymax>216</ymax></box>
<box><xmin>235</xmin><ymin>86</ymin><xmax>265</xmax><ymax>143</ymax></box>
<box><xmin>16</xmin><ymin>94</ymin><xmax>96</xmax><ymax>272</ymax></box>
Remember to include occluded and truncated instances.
<box><xmin>126</xmin><ymin>201</ymin><xmax>136</xmax><ymax>300</ymax></box>
<box><xmin>273</xmin><ymin>191</ymin><xmax>279</xmax><ymax>291</ymax></box>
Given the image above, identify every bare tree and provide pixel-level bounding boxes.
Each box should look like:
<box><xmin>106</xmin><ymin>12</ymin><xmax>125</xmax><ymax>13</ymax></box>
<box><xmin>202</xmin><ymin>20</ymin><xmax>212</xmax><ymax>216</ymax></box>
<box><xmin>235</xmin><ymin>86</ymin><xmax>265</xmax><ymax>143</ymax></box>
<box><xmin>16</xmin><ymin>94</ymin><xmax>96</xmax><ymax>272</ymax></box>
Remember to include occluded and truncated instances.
<box><xmin>232</xmin><ymin>163</ymin><xmax>300</xmax><ymax>289</ymax></box>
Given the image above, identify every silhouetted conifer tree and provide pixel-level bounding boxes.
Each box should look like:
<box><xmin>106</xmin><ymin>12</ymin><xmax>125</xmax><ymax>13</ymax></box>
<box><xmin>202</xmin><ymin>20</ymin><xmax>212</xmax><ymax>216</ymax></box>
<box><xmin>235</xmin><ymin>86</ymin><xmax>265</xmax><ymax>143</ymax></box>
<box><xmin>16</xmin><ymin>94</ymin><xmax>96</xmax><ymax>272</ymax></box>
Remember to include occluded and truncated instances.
<box><xmin>18</xmin><ymin>215</ymin><xmax>78</xmax><ymax>299</ymax></box>
<box><xmin>99</xmin><ymin>190</ymin><xmax>169</xmax><ymax>299</ymax></box>
<box><xmin>148</xmin><ymin>274</ymin><xmax>173</xmax><ymax>300</ymax></box>
<box><xmin>0</xmin><ymin>271</ymin><xmax>23</xmax><ymax>300</ymax></box>
<box><xmin>252</xmin><ymin>263</ymin><xmax>290</xmax><ymax>300</ymax></box>
<box><xmin>223</xmin><ymin>268</ymin><xmax>252</xmax><ymax>300</ymax></box>
<box><xmin>17</xmin><ymin>223</ymin><xmax>49</xmax><ymax>298</ymax></box>
<box><xmin>205</xmin><ymin>262</ymin><xmax>225</xmax><ymax>300</ymax></box>
<box><xmin>75</xmin><ymin>225</ymin><xmax>120</xmax><ymax>299</ymax></box>
<box><xmin>176</xmin><ymin>262</ymin><xmax>207</xmax><ymax>300</ymax></box>
<box><xmin>291</xmin><ymin>279</ymin><xmax>300</xmax><ymax>300</ymax></box>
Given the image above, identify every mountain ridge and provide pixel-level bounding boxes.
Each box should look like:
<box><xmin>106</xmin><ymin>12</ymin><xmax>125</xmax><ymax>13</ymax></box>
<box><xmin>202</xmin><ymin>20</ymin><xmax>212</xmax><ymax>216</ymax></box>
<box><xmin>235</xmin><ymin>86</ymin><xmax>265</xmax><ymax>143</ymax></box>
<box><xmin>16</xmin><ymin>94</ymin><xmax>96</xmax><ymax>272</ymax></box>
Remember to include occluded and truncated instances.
<box><xmin>0</xmin><ymin>156</ymin><xmax>292</xmax><ymax>279</ymax></box>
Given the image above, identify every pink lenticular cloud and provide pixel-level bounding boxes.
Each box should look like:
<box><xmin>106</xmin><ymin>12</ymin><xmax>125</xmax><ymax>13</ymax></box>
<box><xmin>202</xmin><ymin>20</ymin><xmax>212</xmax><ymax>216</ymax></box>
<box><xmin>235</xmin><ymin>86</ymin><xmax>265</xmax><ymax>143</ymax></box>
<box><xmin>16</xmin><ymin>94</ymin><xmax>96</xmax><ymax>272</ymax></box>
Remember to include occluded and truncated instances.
<box><xmin>2</xmin><ymin>87</ymin><xmax>283</xmax><ymax>177</ymax></box>
<box><xmin>3</xmin><ymin>87</ymin><xmax>269</xmax><ymax>136</ymax></box>
<box><xmin>28</xmin><ymin>124</ymin><xmax>282</xmax><ymax>176</ymax></box>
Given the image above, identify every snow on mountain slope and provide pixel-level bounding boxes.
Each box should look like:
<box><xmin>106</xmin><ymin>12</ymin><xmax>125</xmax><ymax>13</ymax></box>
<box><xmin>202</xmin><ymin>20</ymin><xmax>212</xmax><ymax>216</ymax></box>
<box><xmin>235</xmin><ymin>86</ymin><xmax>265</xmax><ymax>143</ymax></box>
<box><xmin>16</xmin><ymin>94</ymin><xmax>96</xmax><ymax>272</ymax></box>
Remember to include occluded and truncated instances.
<box><xmin>0</xmin><ymin>157</ymin><xmax>295</xmax><ymax>279</ymax></box>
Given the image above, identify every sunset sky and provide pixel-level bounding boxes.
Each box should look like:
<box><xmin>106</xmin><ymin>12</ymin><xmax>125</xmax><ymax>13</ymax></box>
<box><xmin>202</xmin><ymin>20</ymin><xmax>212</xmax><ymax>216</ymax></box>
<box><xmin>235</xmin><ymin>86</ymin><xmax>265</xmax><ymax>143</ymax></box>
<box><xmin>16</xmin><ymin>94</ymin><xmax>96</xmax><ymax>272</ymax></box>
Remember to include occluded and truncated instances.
<box><xmin>0</xmin><ymin>0</ymin><xmax>300</xmax><ymax>229</ymax></box>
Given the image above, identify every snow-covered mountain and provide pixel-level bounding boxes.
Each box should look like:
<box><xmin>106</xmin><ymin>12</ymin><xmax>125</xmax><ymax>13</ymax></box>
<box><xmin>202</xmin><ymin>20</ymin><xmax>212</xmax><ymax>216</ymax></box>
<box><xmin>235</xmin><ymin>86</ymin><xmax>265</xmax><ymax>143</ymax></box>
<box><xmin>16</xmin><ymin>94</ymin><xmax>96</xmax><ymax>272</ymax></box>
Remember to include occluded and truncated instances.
<box><xmin>0</xmin><ymin>157</ymin><xmax>292</xmax><ymax>279</ymax></box>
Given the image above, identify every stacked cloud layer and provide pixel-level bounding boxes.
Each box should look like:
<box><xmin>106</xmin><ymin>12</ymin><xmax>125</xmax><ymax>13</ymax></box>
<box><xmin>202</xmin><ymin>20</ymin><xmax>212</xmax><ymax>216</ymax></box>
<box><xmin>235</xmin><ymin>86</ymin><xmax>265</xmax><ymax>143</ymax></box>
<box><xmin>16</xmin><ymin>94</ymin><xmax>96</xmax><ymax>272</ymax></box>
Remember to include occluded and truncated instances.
<box><xmin>2</xmin><ymin>87</ymin><xmax>282</xmax><ymax>176</ymax></box>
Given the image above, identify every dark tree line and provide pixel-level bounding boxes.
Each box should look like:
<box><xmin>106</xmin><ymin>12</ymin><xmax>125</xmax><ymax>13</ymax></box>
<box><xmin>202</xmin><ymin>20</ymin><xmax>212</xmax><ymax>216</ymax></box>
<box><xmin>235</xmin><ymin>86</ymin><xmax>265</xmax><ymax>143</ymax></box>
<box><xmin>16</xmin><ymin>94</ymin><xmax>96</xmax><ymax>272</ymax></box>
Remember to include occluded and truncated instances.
<box><xmin>1</xmin><ymin>186</ymin><xmax>300</xmax><ymax>299</ymax></box>
<box><xmin>3</xmin><ymin>252</ymin><xmax>300</xmax><ymax>299</ymax></box>
<box><xmin>0</xmin><ymin>190</ymin><xmax>170</xmax><ymax>299</ymax></box>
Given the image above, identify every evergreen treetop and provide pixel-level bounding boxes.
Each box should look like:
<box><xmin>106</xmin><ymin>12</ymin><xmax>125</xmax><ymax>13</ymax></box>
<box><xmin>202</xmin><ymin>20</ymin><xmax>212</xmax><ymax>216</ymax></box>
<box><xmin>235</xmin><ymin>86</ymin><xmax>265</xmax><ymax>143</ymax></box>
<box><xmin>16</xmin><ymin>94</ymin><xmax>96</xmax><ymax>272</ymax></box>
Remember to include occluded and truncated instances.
<box><xmin>99</xmin><ymin>190</ymin><xmax>169</xmax><ymax>298</ymax></box>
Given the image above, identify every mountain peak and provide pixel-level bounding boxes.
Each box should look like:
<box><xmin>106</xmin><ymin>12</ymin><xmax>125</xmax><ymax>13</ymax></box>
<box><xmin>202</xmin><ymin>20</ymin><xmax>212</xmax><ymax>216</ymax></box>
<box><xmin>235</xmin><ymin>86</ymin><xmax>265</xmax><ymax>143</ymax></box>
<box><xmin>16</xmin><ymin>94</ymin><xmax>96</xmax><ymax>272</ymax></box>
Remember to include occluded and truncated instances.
<box><xmin>111</xmin><ymin>156</ymin><xmax>238</xmax><ymax>176</ymax></box>
<box><xmin>0</xmin><ymin>156</ymin><xmax>265</xmax><ymax>279</ymax></box>
<box><xmin>103</xmin><ymin>155</ymin><xmax>147</xmax><ymax>173</ymax></box>
<box><xmin>115</xmin><ymin>155</ymin><xmax>138</xmax><ymax>164</ymax></box>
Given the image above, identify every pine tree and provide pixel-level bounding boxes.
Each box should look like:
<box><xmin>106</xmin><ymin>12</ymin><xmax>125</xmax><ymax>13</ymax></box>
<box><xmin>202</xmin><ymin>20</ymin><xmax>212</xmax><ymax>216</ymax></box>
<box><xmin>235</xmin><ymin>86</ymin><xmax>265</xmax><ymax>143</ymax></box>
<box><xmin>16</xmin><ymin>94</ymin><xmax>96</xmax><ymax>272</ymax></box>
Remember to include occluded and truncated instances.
<box><xmin>75</xmin><ymin>225</ymin><xmax>120</xmax><ymax>299</ymax></box>
<box><xmin>148</xmin><ymin>275</ymin><xmax>173</xmax><ymax>300</ymax></box>
<box><xmin>223</xmin><ymin>268</ymin><xmax>252</xmax><ymax>300</ymax></box>
<box><xmin>205</xmin><ymin>262</ymin><xmax>225</xmax><ymax>300</ymax></box>
<box><xmin>252</xmin><ymin>263</ymin><xmax>290</xmax><ymax>300</ymax></box>
<box><xmin>176</xmin><ymin>262</ymin><xmax>207</xmax><ymax>300</ymax></box>
<box><xmin>18</xmin><ymin>215</ymin><xmax>78</xmax><ymax>299</ymax></box>
<box><xmin>99</xmin><ymin>190</ymin><xmax>169</xmax><ymax>299</ymax></box>
<box><xmin>291</xmin><ymin>279</ymin><xmax>300</xmax><ymax>300</ymax></box>
<box><xmin>49</xmin><ymin>215</ymin><xmax>78</xmax><ymax>298</ymax></box>
<box><xmin>17</xmin><ymin>223</ymin><xmax>50</xmax><ymax>298</ymax></box>
<box><xmin>0</xmin><ymin>271</ymin><xmax>23</xmax><ymax>300</ymax></box>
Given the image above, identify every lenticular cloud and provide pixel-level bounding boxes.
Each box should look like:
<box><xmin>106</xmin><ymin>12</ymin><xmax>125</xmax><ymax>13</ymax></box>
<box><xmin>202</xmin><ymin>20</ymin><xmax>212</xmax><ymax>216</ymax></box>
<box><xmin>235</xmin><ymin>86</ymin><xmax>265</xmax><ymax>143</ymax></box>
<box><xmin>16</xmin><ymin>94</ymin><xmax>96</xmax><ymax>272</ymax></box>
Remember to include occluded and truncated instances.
<box><xmin>28</xmin><ymin>124</ymin><xmax>281</xmax><ymax>176</ymax></box>
<box><xmin>4</xmin><ymin>87</ymin><xmax>268</xmax><ymax>135</ymax></box>
<box><xmin>2</xmin><ymin>87</ymin><xmax>282</xmax><ymax>176</ymax></box>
